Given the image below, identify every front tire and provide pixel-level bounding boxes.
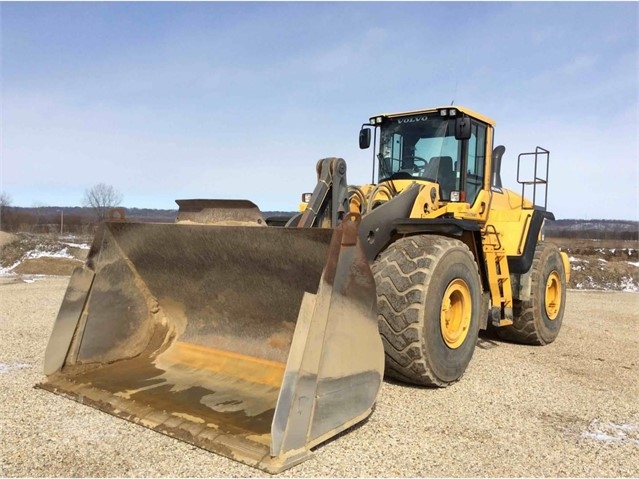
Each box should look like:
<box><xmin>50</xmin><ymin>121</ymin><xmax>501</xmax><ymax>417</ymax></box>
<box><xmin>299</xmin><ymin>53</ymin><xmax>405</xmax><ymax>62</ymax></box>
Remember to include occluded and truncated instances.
<box><xmin>372</xmin><ymin>235</ymin><xmax>482</xmax><ymax>387</ymax></box>
<box><xmin>497</xmin><ymin>241</ymin><xmax>566</xmax><ymax>345</ymax></box>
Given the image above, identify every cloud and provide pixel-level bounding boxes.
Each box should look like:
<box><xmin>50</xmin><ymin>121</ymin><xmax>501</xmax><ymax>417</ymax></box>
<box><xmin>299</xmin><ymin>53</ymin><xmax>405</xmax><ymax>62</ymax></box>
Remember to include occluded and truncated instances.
<box><xmin>1</xmin><ymin>2</ymin><xmax>637</xmax><ymax>218</ymax></box>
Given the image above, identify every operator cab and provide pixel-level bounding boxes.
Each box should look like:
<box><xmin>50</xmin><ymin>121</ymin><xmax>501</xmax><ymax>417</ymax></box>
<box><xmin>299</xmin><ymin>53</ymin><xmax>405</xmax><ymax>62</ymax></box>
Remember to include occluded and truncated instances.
<box><xmin>359</xmin><ymin>107</ymin><xmax>493</xmax><ymax>205</ymax></box>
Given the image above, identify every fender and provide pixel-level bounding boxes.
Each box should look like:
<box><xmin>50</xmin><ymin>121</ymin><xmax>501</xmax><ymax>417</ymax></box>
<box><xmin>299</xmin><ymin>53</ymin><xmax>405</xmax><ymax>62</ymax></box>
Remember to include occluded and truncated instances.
<box><xmin>507</xmin><ymin>209</ymin><xmax>555</xmax><ymax>274</ymax></box>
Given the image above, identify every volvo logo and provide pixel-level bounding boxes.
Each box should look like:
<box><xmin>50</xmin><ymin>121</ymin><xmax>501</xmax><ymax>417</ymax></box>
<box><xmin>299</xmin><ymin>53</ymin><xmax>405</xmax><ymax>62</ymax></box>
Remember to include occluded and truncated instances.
<box><xmin>398</xmin><ymin>116</ymin><xmax>428</xmax><ymax>124</ymax></box>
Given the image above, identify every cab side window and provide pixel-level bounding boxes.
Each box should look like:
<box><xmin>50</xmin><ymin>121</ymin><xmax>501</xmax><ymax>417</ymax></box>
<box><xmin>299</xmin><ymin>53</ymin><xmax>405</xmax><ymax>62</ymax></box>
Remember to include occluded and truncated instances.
<box><xmin>466</xmin><ymin>121</ymin><xmax>487</xmax><ymax>204</ymax></box>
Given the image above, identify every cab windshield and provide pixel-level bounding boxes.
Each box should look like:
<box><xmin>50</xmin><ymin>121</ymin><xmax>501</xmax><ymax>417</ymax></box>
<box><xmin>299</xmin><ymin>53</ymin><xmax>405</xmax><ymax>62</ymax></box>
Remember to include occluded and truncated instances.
<box><xmin>378</xmin><ymin>114</ymin><xmax>461</xmax><ymax>199</ymax></box>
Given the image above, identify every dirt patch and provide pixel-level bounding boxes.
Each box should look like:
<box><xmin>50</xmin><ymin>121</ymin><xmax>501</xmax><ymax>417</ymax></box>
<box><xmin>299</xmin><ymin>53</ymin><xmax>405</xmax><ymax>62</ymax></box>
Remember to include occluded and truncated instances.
<box><xmin>12</xmin><ymin>257</ymin><xmax>83</xmax><ymax>276</ymax></box>
<box><xmin>0</xmin><ymin>232</ymin><xmax>91</xmax><ymax>276</ymax></box>
<box><xmin>547</xmin><ymin>237</ymin><xmax>639</xmax><ymax>291</ymax></box>
<box><xmin>0</xmin><ymin>231</ymin><xmax>18</xmax><ymax>249</ymax></box>
<box><xmin>1</xmin><ymin>234</ymin><xmax>42</xmax><ymax>267</ymax></box>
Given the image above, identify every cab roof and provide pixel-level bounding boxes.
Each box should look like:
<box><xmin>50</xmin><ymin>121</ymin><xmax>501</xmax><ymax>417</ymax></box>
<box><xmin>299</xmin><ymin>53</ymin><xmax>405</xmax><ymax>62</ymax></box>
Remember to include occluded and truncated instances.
<box><xmin>370</xmin><ymin>105</ymin><xmax>496</xmax><ymax>127</ymax></box>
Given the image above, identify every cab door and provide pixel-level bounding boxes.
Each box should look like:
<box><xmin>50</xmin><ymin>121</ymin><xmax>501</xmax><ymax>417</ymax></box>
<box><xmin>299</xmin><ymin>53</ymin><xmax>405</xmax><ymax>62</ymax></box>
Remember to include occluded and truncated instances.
<box><xmin>465</xmin><ymin>120</ymin><xmax>489</xmax><ymax>206</ymax></box>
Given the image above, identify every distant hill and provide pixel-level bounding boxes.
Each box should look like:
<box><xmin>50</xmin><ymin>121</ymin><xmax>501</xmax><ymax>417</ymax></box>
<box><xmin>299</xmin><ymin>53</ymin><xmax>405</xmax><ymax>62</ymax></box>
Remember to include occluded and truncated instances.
<box><xmin>1</xmin><ymin>206</ymin><xmax>179</xmax><ymax>228</ymax></box>
<box><xmin>544</xmin><ymin>219</ymin><xmax>638</xmax><ymax>240</ymax></box>
<box><xmin>0</xmin><ymin>206</ymin><xmax>298</xmax><ymax>232</ymax></box>
<box><xmin>1</xmin><ymin>206</ymin><xmax>637</xmax><ymax>240</ymax></box>
<box><xmin>5</xmin><ymin>206</ymin><xmax>294</xmax><ymax>219</ymax></box>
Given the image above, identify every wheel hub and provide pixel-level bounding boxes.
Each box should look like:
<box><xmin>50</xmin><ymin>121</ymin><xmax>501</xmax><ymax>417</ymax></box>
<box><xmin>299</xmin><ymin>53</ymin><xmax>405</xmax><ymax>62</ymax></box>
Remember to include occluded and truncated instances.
<box><xmin>545</xmin><ymin>271</ymin><xmax>562</xmax><ymax>320</ymax></box>
<box><xmin>440</xmin><ymin>279</ymin><xmax>471</xmax><ymax>349</ymax></box>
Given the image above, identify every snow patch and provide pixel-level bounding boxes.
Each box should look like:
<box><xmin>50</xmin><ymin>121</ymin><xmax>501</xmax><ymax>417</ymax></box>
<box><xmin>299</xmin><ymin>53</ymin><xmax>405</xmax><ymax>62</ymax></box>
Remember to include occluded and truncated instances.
<box><xmin>24</xmin><ymin>246</ymin><xmax>75</xmax><ymax>260</ymax></box>
<box><xmin>620</xmin><ymin>276</ymin><xmax>639</xmax><ymax>293</ymax></box>
<box><xmin>0</xmin><ymin>260</ymin><xmax>22</xmax><ymax>276</ymax></box>
<box><xmin>581</xmin><ymin>420</ymin><xmax>639</xmax><ymax>445</ymax></box>
<box><xmin>628</xmin><ymin>261</ymin><xmax>639</xmax><ymax>267</ymax></box>
<box><xmin>568</xmin><ymin>256</ymin><xmax>589</xmax><ymax>264</ymax></box>
<box><xmin>0</xmin><ymin>362</ymin><xmax>32</xmax><ymax>374</ymax></box>
<box><xmin>0</xmin><ymin>244</ymin><xmax>81</xmax><ymax>276</ymax></box>
<box><xmin>61</xmin><ymin>242</ymin><xmax>90</xmax><ymax>250</ymax></box>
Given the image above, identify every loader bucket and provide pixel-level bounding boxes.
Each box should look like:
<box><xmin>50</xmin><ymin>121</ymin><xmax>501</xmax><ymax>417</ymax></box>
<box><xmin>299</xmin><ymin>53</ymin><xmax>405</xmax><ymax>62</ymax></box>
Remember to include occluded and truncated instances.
<box><xmin>38</xmin><ymin>212</ymin><xmax>384</xmax><ymax>473</ymax></box>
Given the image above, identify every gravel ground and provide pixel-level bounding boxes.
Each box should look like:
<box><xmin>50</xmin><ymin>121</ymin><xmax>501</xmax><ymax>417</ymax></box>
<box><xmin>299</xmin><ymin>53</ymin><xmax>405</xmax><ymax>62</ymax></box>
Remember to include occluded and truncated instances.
<box><xmin>1</xmin><ymin>276</ymin><xmax>638</xmax><ymax>477</ymax></box>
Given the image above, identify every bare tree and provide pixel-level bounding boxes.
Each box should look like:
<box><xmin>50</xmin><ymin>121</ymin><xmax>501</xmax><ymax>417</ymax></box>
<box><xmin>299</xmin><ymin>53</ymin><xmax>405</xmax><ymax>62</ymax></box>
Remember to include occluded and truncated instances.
<box><xmin>83</xmin><ymin>183</ymin><xmax>123</xmax><ymax>222</ymax></box>
<box><xmin>0</xmin><ymin>191</ymin><xmax>10</xmax><ymax>208</ymax></box>
<box><xmin>0</xmin><ymin>191</ymin><xmax>11</xmax><ymax>231</ymax></box>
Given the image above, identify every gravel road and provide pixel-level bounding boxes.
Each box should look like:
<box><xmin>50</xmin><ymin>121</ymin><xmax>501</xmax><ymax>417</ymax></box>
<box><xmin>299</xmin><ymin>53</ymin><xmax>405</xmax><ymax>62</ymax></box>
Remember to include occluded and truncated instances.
<box><xmin>1</xmin><ymin>276</ymin><xmax>638</xmax><ymax>477</ymax></box>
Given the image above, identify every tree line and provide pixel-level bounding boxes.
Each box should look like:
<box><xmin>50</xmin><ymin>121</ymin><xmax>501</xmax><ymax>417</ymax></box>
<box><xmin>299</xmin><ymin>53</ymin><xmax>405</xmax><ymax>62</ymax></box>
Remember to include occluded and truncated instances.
<box><xmin>0</xmin><ymin>183</ymin><xmax>126</xmax><ymax>233</ymax></box>
<box><xmin>2</xmin><ymin>186</ymin><xmax>637</xmax><ymax>239</ymax></box>
<box><xmin>1</xmin><ymin>208</ymin><xmax>93</xmax><ymax>234</ymax></box>
<box><xmin>544</xmin><ymin>219</ymin><xmax>639</xmax><ymax>241</ymax></box>
<box><xmin>545</xmin><ymin>228</ymin><xmax>638</xmax><ymax>241</ymax></box>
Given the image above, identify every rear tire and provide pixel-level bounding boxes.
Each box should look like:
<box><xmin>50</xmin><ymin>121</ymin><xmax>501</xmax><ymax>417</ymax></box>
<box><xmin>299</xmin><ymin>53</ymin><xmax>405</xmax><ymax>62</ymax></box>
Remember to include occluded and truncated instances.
<box><xmin>372</xmin><ymin>235</ymin><xmax>482</xmax><ymax>387</ymax></box>
<box><xmin>496</xmin><ymin>241</ymin><xmax>566</xmax><ymax>345</ymax></box>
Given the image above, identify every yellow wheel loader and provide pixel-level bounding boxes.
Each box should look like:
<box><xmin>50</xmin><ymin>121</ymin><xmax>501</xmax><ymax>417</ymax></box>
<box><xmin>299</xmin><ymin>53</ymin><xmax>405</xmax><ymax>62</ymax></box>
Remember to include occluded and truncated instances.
<box><xmin>38</xmin><ymin>105</ymin><xmax>569</xmax><ymax>473</ymax></box>
<box><xmin>298</xmin><ymin>106</ymin><xmax>570</xmax><ymax>386</ymax></box>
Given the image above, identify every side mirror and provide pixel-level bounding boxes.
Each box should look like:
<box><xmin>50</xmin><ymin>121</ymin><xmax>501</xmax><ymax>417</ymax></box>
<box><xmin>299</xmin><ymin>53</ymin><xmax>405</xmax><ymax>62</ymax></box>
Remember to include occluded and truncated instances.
<box><xmin>455</xmin><ymin>115</ymin><xmax>472</xmax><ymax>141</ymax></box>
<box><xmin>359</xmin><ymin>127</ymin><xmax>371</xmax><ymax>149</ymax></box>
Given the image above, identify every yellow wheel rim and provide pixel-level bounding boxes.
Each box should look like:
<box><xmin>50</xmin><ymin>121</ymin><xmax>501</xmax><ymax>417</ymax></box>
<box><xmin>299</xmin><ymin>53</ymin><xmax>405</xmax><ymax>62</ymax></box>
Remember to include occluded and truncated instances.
<box><xmin>440</xmin><ymin>279</ymin><xmax>471</xmax><ymax>349</ymax></box>
<box><xmin>365</xmin><ymin>184</ymin><xmax>394</xmax><ymax>213</ymax></box>
<box><xmin>545</xmin><ymin>271</ymin><xmax>562</xmax><ymax>320</ymax></box>
<box><xmin>348</xmin><ymin>186</ymin><xmax>367</xmax><ymax>214</ymax></box>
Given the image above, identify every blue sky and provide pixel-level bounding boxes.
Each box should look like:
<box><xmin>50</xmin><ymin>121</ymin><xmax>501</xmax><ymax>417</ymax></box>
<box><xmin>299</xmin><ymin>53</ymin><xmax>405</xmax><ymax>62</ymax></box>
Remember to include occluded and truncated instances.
<box><xmin>1</xmin><ymin>2</ymin><xmax>637</xmax><ymax>219</ymax></box>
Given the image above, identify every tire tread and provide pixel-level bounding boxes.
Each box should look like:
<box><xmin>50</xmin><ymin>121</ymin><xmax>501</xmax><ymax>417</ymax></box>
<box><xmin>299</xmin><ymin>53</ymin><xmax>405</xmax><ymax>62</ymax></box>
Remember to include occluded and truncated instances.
<box><xmin>372</xmin><ymin>235</ymin><xmax>478</xmax><ymax>387</ymax></box>
<box><xmin>496</xmin><ymin>241</ymin><xmax>564</xmax><ymax>345</ymax></box>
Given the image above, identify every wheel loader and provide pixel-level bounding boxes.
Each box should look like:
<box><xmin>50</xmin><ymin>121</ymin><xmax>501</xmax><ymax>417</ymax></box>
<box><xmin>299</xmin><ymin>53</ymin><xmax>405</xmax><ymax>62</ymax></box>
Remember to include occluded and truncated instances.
<box><xmin>296</xmin><ymin>106</ymin><xmax>571</xmax><ymax>386</ymax></box>
<box><xmin>38</xmin><ymin>105</ymin><xmax>569</xmax><ymax>473</ymax></box>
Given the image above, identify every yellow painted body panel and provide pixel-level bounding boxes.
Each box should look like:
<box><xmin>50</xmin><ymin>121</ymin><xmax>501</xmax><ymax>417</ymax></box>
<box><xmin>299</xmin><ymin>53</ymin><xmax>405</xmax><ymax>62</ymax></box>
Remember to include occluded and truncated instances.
<box><xmin>371</xmin><ymin>105</ymin><xmax>496</xmax><ymax>127</ymax></box>
<box><xmin>485</xmin><ymin>188</ymin><xmax>536</xmax><ymax>258</ymax></box>
<box><xmin>560</xmin><ymin>251</ymin><xmax>571</xmax><ymax>282</ymax></box>
<box><xmin>348</xmin><ymin>180</ymin><xmax>434</xmax><ymax>214</ymax></box>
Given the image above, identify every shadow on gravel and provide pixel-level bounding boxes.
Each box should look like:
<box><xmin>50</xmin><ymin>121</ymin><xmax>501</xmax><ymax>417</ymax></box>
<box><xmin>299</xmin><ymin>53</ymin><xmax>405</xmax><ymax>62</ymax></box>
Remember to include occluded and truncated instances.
<box><xmin>376</xmin><ymin>331</ymin><xmax>505</xmax><ymax>392</ymax></box>
<box><xmin>477</xmin><ymin>328</ymin><xmax>502</xmax><ymax>349</ymax></box>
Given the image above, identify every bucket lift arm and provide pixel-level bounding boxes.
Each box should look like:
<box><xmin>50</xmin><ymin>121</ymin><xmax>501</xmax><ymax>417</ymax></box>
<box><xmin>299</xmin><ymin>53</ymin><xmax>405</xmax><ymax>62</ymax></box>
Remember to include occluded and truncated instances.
<box><xmin>297</xmin><ymin>157</ymin><xmax>350</xmax><ymax>228</ymax></box>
